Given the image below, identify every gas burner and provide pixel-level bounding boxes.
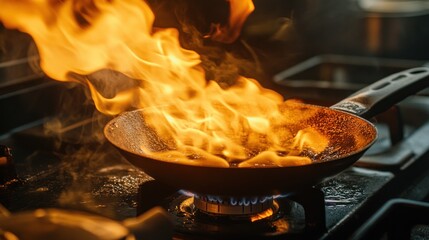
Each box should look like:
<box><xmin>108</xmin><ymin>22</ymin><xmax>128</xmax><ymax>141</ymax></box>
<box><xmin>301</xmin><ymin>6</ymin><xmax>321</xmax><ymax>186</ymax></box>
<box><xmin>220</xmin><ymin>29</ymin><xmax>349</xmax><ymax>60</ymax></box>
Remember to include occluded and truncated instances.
<box><xmin>136</xmin><ymin>181</ymin><xmax>327</xmax><ymax>238</ymax></box>
<box><xmin>193</xmin><ymin>194</ymin><xmax>275</xmax><ymax>216</ymax></box>
<box><xmin>183</xmin><ymin>195</ymin><xmax>278</xmax><ymax>222</ymax></box>
<box><xmin>166</xmin><ymin>193</ymin><xmax>296</xmax><ymax>238</ymax></box>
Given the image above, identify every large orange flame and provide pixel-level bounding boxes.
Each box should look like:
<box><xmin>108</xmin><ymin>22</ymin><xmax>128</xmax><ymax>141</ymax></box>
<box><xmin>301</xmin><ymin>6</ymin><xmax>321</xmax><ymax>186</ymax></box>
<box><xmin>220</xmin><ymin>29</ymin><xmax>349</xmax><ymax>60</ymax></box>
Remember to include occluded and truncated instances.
<box><xmin>0</xmin><ymin>0</ymin><xmax>328</xmax><ymax>167</ymax></box>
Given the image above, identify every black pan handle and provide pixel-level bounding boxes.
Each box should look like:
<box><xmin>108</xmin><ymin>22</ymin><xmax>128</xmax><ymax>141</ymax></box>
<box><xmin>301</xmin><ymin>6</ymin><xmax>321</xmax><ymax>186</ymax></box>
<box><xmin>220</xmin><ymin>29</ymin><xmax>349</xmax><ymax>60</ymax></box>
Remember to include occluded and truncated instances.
<box><xmin>331</xmin><ymin>67</ymin><xmax>429</xmax><ymax>119</ymax></box>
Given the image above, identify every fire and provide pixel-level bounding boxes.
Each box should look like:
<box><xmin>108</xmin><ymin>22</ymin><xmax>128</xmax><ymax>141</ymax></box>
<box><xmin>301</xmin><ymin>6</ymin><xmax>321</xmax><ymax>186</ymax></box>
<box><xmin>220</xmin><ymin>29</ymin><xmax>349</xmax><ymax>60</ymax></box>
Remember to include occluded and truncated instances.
<box><xmin>250</xmin><ymin>208</ymin><xmax>274</xmax><ymax>222</ymax></box>
<box><xmin>208</xmin><ymin>0</ymin><xmax>255</xmax><ymax>43</ymax></box>
<box><xmin>0</xmin><ymin>0</ymin><xmax>329</xmax><ymax>167</ymax></box>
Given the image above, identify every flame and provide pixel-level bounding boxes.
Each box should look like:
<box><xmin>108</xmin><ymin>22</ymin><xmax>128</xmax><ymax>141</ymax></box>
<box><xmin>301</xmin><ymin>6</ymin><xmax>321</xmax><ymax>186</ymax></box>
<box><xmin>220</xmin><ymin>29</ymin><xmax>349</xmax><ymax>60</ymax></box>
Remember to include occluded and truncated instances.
<box><xmin>250</xmin><ymin>208</ymin><xmax>274</xmax><ymax>222</ymax></box>
<box><xmin>0</xmin><ymin>0</ymin><xmax>329</xmax><ymax>167</ymax></box>
<box><xmin>209</xmin><ymin>0</ymin><xmax>255</xmax><ymax>43</ymax></box>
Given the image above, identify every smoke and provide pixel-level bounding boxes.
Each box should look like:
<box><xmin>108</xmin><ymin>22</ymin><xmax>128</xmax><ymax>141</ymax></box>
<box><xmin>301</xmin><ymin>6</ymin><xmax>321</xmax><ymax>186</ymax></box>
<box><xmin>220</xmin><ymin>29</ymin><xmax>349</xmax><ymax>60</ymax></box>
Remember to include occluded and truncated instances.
<box><xmin>41</xmin><ymin>90</ymin><xmax>153</xmax><ymax>218</ymax></box>
<box><xmin>143</xmin><ymin>0</ymin><xmax>264</xmax><ymax>87</ymax></box>
<box><xmin>57</xmin><ymin>141</ymin><xmax>152</xmax><ymax>218</ymax></box>
<box><xmin>166</xmin><ymin>0</ymin><xmax>264</xmax><ymax>87</ymax></box>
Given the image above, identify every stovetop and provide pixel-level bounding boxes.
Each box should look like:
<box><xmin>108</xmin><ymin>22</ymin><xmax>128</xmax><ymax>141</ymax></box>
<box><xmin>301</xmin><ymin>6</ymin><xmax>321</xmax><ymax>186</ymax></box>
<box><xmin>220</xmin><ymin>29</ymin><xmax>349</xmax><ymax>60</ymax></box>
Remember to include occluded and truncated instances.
<box><xmin>1</xmin><ymin>74</ymin><xmax>429</xmax><ymax>240</ymax></box>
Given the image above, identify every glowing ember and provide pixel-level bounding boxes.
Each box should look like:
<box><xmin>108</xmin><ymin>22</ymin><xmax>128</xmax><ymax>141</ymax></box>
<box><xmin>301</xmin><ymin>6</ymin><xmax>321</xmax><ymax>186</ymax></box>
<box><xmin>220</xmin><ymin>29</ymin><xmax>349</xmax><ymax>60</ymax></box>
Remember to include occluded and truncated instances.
<box><xmin>0</xmin><ymin>0</ymin><xmax>329</xmax><ymax>167</ymax></box>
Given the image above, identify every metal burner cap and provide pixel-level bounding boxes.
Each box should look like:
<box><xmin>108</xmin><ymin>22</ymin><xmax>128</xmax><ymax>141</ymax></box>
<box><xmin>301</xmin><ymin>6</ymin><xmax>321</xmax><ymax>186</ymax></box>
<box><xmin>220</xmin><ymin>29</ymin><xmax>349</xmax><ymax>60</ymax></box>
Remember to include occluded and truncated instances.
<box><xmin>193</xmin><ymin>195</ymin><xmax>274</xmax><ymax>215</ymax></box>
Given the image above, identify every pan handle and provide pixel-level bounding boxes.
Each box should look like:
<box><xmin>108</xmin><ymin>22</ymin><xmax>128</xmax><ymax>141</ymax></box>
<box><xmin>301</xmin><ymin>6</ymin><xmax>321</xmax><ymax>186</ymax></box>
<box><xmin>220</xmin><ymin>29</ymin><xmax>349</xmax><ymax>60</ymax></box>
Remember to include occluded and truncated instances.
<box><xmin>331</xmin><ymin>67</ymin><xmax>429</xmax><ymax>119</ymax></box>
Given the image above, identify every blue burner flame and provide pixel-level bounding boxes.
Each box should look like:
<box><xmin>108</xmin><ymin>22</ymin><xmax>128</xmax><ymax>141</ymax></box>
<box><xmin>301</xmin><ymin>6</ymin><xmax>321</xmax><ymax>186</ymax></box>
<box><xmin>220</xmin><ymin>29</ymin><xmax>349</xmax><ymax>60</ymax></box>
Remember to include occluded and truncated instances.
<box><xmin>183</xmin><ymin>190</ymin><xmax>279</xmax><ymax>206</ymax></box>
<box><xmin>238</xmin><ymin>198</ymin><xmax>250</xmax><ymax>206</ymax></box>
<box><xmin>207</xmin><ymin>195</ymin><xmax>224</xmax><ymax>204</ymax></box>
<box><xmin>178</xmin><ymin>190</ymin><xmax>195</xmax><ymax>197</ymax></box>
<box><xmin>195</xmin><ymin>195</ymin><xmax>275</xmax><ymax>206</ymax></box>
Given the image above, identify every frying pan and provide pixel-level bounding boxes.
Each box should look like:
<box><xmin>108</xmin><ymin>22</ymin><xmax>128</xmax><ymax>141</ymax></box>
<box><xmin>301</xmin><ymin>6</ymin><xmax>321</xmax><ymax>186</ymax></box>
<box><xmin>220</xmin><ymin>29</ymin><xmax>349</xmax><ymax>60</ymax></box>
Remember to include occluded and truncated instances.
<box><xmin>104</xmin><ymin>68</ymin><xmax>429</xmax><ymax>196</ymax></box>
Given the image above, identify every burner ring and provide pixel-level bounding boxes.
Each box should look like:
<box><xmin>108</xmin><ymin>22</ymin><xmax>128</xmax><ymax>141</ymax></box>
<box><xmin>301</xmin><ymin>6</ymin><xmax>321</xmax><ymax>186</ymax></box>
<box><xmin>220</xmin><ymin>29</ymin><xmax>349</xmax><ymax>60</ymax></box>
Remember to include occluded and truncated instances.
<box><xmin>169</xmin><ymin>193</ymin><xmax>297</xmax><ymax>237</ymax></box>
<box><xmin>193</xmin><ymin>195</ymin><xmax>274</xmax><ymax>215</ymax></box>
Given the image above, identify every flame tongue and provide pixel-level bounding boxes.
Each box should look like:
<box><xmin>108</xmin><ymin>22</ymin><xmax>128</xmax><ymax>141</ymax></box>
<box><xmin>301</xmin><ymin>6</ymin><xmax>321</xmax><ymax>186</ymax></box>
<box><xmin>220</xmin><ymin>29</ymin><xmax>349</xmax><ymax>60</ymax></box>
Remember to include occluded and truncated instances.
<box><xmin>0</xmin><ymin>0</ymin><xmax>329</xmax><ymax>167</ymax></box>
<box><xmin>0</xmin><ymin>0</ymin><xmax>158</xmax><ymax>80</ymax></box>
<box><xmin>208</xmin><ymin>0</ymin><xmax>255</xmax><ymax>43</ymax></box>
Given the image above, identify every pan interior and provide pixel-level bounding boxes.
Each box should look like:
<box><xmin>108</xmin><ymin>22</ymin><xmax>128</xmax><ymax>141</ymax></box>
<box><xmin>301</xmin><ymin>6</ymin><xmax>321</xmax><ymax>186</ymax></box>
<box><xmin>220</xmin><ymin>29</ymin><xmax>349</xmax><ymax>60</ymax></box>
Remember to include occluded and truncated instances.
<box><xmin>104</xmin><ymin>104</ymin><xmax>377</xmax><ymax>168</ymax></box>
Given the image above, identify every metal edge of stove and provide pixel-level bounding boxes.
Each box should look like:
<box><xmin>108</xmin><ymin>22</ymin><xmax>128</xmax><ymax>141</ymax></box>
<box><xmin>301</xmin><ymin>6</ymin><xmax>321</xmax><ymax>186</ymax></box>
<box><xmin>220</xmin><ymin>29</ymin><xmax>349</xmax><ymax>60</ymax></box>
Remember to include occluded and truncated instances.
<box><xmin>0</xmin><ymin>80</ymin><xmax>68</xmax><ymax>139</ymax></box>
<box><xmin>274</xmin><ymin>55</ymin><xmax>427</xmax><ymax>85</ymax></box>
<box><xmin>320</xmin><ymin>121</ymin><xmax>429</xmax><ymax>239</ymax></box>
<box><xmin>356</xmin><ymin>95</ymin><xmax>429</xmax><ymax>170</ymax></box>
<box><xmin>349</xmin><ymin>198</ymin><xmax>429</xmax><ymax>240</ymax></box>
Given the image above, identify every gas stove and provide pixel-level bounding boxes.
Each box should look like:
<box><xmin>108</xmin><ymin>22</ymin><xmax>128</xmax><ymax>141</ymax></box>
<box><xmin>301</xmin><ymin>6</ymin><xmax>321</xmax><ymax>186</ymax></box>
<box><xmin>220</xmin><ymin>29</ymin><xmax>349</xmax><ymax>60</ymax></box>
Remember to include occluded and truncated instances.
<box><xmin>1</xmin><ymin>55</ymin><xmax>429</xmax><ymax>240</ymax></box>
<box><xmin>2</xmin><ymin>0</ymin><xmax>429</xmax><ymax>238</ymax></box>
